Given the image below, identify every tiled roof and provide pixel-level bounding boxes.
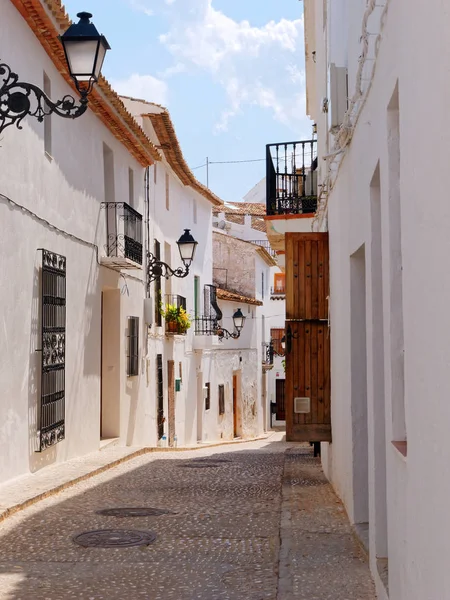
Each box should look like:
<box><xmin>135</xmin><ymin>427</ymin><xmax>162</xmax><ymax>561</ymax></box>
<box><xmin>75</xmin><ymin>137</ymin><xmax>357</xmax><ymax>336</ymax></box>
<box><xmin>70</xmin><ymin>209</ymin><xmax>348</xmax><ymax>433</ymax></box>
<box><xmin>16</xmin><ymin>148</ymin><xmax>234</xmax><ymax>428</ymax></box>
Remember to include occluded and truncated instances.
<box><xmin>146</xmin><ymin>109</ymin><xmax>223</xmax><ymax>207</ymax></box>
<box><xmin>216</xmin><ymin>288</ymin><xmax>263</xmax><ymax>306</ymax></box>
<box><xmin>214</xmin><ymin>202</ymin><xmax>266</xmax><ymax>216</ymax></box>
<box><xmin>12</xmin><ymin>0</ymin><xmax>161</xmax><ymax>167</ymax></box>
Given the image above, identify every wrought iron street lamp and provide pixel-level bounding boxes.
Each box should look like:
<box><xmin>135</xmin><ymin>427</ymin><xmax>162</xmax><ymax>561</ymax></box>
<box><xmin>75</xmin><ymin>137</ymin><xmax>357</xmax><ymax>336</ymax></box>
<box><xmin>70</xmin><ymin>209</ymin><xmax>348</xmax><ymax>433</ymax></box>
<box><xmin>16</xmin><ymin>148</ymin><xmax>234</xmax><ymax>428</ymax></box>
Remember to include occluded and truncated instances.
<box><xmin>0</xmin><ymin>11</ymin><xmax>110</xmax><ymax>134</ymax></box>
<box><xmin>147</xmin><ymin>229</ymin><xmax>198</xmax><ymax>283</ymax></box>
<box><xmin>217</xmin><ymin>308</ymin><xmax>246</xmax><ymax>340</ymax></box>
<box><xmin>281</xmin><ymin>335</ymin><xmax>286</xmax><ymax>350</ymax></box>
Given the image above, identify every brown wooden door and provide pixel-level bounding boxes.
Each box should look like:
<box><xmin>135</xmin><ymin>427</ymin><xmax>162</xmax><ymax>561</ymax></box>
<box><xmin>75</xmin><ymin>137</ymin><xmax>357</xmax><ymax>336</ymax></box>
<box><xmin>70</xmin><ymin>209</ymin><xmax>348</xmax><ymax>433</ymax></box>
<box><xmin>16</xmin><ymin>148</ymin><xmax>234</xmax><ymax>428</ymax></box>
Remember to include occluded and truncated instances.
<box><xmin>233</xmin><ymin>375</ymin><xmax>238</xmax><ymax>437</ymax></box>
<box><xmin>285</xmin><ymin>232</ymin><xmax>331</xmax><ymax>442</ymax></box>
<box><xmin>168</xmin><ymin>360</ymin><xmax>175</xmax><ymax>447</ymax></box>
<box><xmin>275</xmin><ymin>379</ymin><xmax>286</xmax><ymax>421</ymax></box>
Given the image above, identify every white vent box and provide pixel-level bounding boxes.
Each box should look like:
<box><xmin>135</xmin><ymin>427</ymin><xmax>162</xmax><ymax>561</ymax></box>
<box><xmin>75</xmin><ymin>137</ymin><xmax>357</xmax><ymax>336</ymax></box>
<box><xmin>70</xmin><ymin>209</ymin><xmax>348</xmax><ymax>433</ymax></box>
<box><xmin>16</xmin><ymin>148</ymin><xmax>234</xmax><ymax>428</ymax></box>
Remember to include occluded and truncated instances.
<box><xmin>143</xmin><ymin>298</ymin><xmax>153</xmax><ymax>325</ymax></box>
<box><xmin>294</xmin><ymin>397</ymin><xmax>311</xmax><ymax>414</ymax></box>
<box><xmin>328</xmin><ymin>63</ymin><xmax>348</xmax><ymax>131</ymax></box>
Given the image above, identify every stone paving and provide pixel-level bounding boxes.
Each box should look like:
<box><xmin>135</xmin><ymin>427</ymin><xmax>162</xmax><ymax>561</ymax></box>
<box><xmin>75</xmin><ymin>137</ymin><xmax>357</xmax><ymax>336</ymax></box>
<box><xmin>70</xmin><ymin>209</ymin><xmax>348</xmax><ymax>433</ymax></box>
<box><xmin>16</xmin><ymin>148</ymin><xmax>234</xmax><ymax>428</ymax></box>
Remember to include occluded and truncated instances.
<box><xmin>0</xmin><ymin>435</ymin><xmax>376</xmax><ymax>599</ymax></box>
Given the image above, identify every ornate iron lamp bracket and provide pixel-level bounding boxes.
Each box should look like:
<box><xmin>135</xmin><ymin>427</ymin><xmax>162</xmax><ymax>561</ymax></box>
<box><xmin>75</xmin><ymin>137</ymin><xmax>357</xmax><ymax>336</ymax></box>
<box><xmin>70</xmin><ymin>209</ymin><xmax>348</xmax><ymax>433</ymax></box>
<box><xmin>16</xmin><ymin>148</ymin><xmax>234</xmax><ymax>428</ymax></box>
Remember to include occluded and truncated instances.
<box><xmin>0</xmin><ymin>62</ymin><xmax>89</xmax><ymax>134</ymax></box>
<box><xmin>216</xmin><ymin>327</ymin><xmax>241</xmax><ymax>341</ymax></box>
<box><xmin>147</xmin><ymin>251</ymin><xmax>190</xmax><ymax>285</ymax></box>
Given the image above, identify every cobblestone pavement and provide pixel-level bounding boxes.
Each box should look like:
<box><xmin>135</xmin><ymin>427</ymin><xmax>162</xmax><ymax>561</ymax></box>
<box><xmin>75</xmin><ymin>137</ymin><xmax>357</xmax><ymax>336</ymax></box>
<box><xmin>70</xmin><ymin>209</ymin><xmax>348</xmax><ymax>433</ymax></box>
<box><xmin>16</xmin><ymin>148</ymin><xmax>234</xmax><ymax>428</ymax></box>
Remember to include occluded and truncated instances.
<box><xmin>0</xmin><ymin>435</ymin><xmax>376</xmax><ymax>599</ymax></box>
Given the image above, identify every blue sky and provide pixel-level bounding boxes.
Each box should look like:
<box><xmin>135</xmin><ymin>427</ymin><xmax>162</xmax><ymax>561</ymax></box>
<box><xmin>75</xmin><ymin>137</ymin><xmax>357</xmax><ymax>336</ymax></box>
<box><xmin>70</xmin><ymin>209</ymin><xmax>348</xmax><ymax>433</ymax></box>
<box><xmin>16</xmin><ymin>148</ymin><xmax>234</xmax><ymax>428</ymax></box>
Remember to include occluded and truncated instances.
<box><xmin>62</xmin><ymin>0</ymin><xmax>310</xmax><ymax>202</ymax></box>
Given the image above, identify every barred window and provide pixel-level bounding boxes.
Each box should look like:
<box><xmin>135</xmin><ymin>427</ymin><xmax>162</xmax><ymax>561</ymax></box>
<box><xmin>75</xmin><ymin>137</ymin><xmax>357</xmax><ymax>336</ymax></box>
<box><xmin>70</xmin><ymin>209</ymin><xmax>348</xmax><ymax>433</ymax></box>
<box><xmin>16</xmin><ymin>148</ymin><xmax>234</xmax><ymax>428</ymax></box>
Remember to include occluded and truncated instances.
<box><xmin>127</xmin><ymin>317</ymin><xmax>139</xmax><ymax>376</ymax></box>
<box><xmin>218</xmin><ymin>384</ymin><xmax>225</xmax><ymax>415</ymax></box>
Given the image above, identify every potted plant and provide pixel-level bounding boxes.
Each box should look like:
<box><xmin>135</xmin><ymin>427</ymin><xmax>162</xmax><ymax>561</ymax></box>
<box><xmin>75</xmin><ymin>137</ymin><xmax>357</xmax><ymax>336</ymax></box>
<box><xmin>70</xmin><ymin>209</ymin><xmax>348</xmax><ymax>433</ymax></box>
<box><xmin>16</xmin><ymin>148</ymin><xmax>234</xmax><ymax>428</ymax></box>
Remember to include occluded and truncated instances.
<box><xmin>160</xmin><ymin>303</ymin><xmax>191</xmax><ymax>334</ymax></box>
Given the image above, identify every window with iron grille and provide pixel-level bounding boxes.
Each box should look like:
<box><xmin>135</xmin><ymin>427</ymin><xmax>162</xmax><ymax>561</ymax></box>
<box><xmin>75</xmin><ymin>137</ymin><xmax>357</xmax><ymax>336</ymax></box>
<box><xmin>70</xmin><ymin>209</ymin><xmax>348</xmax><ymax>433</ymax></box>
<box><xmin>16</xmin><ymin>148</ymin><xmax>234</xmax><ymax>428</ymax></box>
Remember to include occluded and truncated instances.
<box><xmin>205</xmin><ymin>382</ymin><xmax>210</xmax><ymax>410</ymax></box>
<box><xmin>127</xmin><ymin>317</ymin><xmax>139</xmax><ymax>376</ymax></box>
<box><xmin>154</xmin><ymin>240</ymin><xmax>162</xmax><ymax>326</ymax></box>
<box><xmin>271</xmin><ymin>327</ymin><xmax>285</xmax><ymax>356</ymax></box>
<box><xmin>218</xmin><ymin>384</ymin><xmax>225</xmax><ymax>415</ymax></box>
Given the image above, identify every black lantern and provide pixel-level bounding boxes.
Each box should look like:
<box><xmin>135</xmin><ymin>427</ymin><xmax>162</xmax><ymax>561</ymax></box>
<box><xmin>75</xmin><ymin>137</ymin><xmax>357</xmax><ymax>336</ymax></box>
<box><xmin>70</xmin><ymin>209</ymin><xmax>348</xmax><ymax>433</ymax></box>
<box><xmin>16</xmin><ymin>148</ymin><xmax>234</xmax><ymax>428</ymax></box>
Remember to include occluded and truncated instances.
<box><xmin>60</xmin><ymin>12</ymin><xmax>110</xmax><ymax>96</ymax></box>
<box><xmin>0</xmin><ymin>11</ymin><xmax>109</xmax><ymax>134</ymax></box>
<box><xmin>147</xmin><ymin>230</ymin><xmax>198</xmax><ymax>285</ymax></box>
<box><xmin>177</xmin><ymin>229</ymin><xmax>198</xmax><ymax>268</ymax></box>
<box><xmin>281</xmin><ymin>335</ymin><xmax>286</xmax><ymax>350</ymax></box>
<box><xmin>217</xmin><ymin>308</ymin><xmax>246</xmax><ymax>340</ymax></box>
<box><xmin>232</xmin><ymin>309</ymin><xmax>246</xmax><ymax>331</ymax></box>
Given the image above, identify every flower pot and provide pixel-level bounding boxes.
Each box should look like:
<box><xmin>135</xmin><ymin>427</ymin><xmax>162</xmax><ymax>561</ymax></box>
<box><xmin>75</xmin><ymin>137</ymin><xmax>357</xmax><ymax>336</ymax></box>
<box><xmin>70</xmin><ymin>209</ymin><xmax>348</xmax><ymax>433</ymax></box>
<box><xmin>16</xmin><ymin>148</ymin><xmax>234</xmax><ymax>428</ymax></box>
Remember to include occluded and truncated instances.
<box><xmin>167</xmin><ymin>321</ymin><xmax>178</xmax><ymax>333</ymax></box>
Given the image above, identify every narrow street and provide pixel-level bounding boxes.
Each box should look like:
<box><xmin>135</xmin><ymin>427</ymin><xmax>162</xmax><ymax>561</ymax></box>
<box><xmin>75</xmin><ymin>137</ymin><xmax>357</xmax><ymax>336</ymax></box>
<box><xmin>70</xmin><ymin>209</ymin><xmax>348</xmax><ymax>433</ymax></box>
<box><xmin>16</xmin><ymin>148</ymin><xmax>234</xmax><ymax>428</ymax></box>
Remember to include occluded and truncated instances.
<box><xmin>0</xmin><ymin>435</ymin><xmax>376</xmax><ymax>600</ymax></box>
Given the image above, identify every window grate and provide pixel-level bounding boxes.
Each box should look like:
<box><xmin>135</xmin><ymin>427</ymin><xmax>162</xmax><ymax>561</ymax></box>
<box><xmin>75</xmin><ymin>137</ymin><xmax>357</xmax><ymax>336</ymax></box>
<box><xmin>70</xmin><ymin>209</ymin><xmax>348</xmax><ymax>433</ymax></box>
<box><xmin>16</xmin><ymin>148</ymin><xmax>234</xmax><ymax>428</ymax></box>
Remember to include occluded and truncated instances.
<box><xmin>38</xmin><ymin>249</ymin><xmax>66</xmax><ymax>452</ymax></box>
<box><xmin>127</xmin><ymin>316</ymin><xmax>139</xmax><ymax>376</ymax></box>
<box><xmin>218</xmin><ymin>384</ymin><xmax>225</xmax><ymax>415</ymax></box>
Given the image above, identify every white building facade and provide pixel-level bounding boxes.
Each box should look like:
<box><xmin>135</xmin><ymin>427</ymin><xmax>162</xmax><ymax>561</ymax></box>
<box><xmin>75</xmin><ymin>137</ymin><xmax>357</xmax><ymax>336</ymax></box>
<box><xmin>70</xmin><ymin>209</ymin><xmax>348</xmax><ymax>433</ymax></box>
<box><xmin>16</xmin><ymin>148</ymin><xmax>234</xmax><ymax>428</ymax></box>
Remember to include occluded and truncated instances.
<box><xmin>304</xmin><ymin>1</ymin><xmax>450</xmax><ymax>598</ymax></box>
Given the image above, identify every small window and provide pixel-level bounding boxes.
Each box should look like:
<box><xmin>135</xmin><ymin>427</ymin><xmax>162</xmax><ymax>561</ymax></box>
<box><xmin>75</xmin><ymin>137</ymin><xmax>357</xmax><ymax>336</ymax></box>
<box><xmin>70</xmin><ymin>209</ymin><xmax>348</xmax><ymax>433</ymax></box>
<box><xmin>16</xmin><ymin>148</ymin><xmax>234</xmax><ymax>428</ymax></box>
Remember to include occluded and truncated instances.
<box><xmin>194</xmin><ymin>276</ymin><xmax>200</xmax><ymax>318</ymax></box>
<box><xmin>165</xmin><ymin>172</ymin><xmax>170</xmax><ymax>210</ymax></box>
<box><xmin>128</xmin><ymin>168</ymin><xmax>134</xmax><ymax>207</ymax></box>
<box><xmin>193</xmin><ymin>198</ymin><xmax>198</xmax><ymax>224</ymax></box>
<box><xmin>154</xmin><ymin>240</ymin><xmax>162</xmax><ymax>326</ymax></box>
<box><xmin>205</xmin><ymin>382</ymin><xmax>210</xmax><ymax>410</ymax></box>
<box><xmin>218</xmin><ymin>384</ymin><xmax>225</xmax><ymax>415</ymax></box>
<box><xmin>43</xmin><ymin>72</ymin><xmax>52</xmax><ymax>157</ymax></box>
<box><xmin>127</xmin><ymin>317</ymin><xmax>139</xmax><ymax>376</ymax></box>
<box><xmin>274</xmin><ymin>273</ymin><xmax>285</xmax><ymax>294</ymax></box>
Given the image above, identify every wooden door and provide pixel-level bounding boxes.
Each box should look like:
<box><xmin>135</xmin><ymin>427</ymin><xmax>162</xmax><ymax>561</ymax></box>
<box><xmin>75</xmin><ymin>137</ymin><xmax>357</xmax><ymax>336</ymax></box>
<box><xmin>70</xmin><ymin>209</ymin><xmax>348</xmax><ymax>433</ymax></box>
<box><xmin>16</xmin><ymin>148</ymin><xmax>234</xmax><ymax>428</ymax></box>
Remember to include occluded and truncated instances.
<box><xmin>275</xmin><ymin>379</ymin><xmax>286</xmax><ymax>421</ymax></box>
<box><xmin>233</xmin><ymin>374</ymin><xmax>238</xmax><ymax>437</ymax></box>
<box><xmin>168</xmin><ymin>360</ymin><xmax>175</xmax><ymax>447</ymax></box>
<box><xmin>285</xmin><ymin>232</ymin><xmax>331</xmax><ymax>442</ymax></box>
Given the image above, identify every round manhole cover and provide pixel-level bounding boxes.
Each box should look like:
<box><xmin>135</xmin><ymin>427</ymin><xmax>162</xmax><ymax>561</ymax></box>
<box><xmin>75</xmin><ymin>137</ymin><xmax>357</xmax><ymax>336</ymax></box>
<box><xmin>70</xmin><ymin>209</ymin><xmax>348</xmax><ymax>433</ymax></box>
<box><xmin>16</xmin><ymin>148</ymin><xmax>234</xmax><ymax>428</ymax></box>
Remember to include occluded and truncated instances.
<box><xmin>73</xmin><ymin>529</ymin><xmax>157</xmax><ymax>548</ymax></box>
<box><xmin>96</xmin><ymin>508</ymin><xmax>174</xmax><ymax>518</ymax></box>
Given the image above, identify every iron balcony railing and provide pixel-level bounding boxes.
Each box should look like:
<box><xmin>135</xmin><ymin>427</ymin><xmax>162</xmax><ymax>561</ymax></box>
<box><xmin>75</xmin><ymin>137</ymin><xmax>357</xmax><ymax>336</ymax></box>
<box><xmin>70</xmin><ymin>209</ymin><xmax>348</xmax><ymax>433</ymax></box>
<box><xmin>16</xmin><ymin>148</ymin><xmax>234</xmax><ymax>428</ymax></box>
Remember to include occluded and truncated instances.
<box><xmin>194</xmin><ymin>316</ymin><xmax>220</xmax><ymax>336</ymax></box>
<box><xmin>162</xmin><ymin>294</ymin><xmax>188</xmax><ymax>335</ymax></box>
<box><xmin>262</xmin><ymin>342</ymin><xmax>274</xmax><ymax>366</ymax></box>
<box><xmin>271</xmin><ymin>285</ymin><xmax>286</xmax><ymax>296</ymax></box>
<box><xmin>195</xmin><ymin>284</ymin><xmax>223</xmax><ymax>336</ymax></box>
<box><xmin>249</xmin><ymin>240</ymin><xmax>277</xmax><ymax>258</ymax></box>
<box><xmin>266</xmin><ymin>139</ymin><xmax>318</xmax><ymax>216</ymax></box>
<box><xmin>103</xmin><ymin>202</ymin><xmax>143</xmax><ymax>265</ymax></box>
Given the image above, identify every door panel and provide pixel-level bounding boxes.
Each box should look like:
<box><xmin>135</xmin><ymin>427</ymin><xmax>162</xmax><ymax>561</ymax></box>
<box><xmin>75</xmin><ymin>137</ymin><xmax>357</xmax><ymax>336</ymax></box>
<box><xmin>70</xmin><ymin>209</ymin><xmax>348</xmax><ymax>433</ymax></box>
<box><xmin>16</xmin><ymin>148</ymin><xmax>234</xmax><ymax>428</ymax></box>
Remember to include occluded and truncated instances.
<box><xmin>285</xmin><ymin>232</ymin><xmax>331</xmax><ymax>442</ymax></box>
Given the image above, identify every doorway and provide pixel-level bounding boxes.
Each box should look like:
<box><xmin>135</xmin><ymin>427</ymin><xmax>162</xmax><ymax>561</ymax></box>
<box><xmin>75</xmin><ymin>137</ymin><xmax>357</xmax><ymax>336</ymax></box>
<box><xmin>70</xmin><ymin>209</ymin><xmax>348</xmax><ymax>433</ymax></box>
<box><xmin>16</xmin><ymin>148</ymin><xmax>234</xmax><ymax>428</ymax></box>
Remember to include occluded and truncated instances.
<box><xmin>232</xmin><ymin>372</ymin><xmax>241</xmax><ymax>438</ymax></box>
<box><xmin>156</xmin><ymin>354</ymin><xmax>164</xmax><ymax>441</ymax></box>
<box><xmin>350</xmin><ymin>245</ymin><xmax>369</xmax><ymax>531</ymax></box>
<box><xmin>275</xmin><ymin>379</ymin><xmax>286</xmax><ymax>421</ymax></box>
<box><xmin>167</xmin><ymin>360</ymin><xmax>175</xmax><ymax>447</ymax></box>
<box><xmin>196</xmin><ymin>371</ymin><xmax>203</xmax><ymax>442</ymax></box>
<box><xmin>100</xmin><ymin>290</ymin><xmax>120</xmax><ymax>440</ymax></box>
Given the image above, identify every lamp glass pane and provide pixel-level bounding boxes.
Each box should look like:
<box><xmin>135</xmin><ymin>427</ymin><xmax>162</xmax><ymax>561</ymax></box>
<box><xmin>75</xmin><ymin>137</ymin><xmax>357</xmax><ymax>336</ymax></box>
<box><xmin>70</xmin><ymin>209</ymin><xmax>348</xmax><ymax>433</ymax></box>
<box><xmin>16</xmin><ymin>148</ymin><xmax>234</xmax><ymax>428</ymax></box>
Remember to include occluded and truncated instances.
<box><xmin>94</xmin><ymin>41</ymin><xmax>108</xmax><ymax>79</ymax></box>
<box><xmin>64</xmin><ymin>40</ymin><xmax>98</xmax><ymax>80</ymax></box>
<box><xmin>179</xmin><ymin>242</ymin><xmax>197</xmax><ymax>262</ymax></box>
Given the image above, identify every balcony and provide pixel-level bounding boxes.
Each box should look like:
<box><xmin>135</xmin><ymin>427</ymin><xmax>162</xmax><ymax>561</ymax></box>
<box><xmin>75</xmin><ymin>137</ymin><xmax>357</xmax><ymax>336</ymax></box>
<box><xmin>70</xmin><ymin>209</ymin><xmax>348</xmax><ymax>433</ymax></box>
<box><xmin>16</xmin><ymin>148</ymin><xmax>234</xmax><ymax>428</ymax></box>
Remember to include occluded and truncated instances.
<box><xmin>271</xmin><ymin>285</ymin><xmax>286</xmax><ymax>299</ymax></box>
<box><xmin>101</xmin><ymin>202</ymin><xmax>143</xmax><ymax>270</ymax></box>
<box><xmin>161</xmin><ymin>294</ymin><xmax>189</xmax><ymax>335</ymax></box>
<box><xmin>266</xmin><ymin>140</ymin><xmax>318</xmax><ymax>216</ymax></box>
<box><xmin>262</xmin><ymin>342</ymin><xmax>274</xmax><ymax>370</ymax></box>
<box><xmin>249</xmin><ymin>240</ymin><xmax>277</xmax><ymax>258</ymax></box>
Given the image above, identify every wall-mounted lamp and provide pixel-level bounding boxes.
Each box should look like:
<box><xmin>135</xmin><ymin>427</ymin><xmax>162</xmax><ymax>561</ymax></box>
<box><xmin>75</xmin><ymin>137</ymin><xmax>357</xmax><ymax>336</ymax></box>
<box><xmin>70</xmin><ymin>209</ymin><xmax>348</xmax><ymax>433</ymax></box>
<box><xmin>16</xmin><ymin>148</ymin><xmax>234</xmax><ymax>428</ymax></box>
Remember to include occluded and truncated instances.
<box><xmin>312</xmin><ymin>123</ymin><xmax>318</xmax><ymax>136</ymax></box>
<box><xmin>0</xmin><ymin>12</ymin><xmax>110</xmax><ymax>134</ymax></box>
<box><xmin>312</xmin><ymin>51</ymin><xmax>317</xmax><ymax>63</ymax></box>
<box><xmin>147</xmin><ymin>229</ymin><xmax>198</xmax><ymax>283</ymax></box>
<box><xmin>217</xmin><ymin>308</ymin><xmax>246</xmax><ymax>340</ymax></box>
<box><xmin>284</xmin><ymin>324</ymin><xmax>300</xmax><ymax>354</ymax></box>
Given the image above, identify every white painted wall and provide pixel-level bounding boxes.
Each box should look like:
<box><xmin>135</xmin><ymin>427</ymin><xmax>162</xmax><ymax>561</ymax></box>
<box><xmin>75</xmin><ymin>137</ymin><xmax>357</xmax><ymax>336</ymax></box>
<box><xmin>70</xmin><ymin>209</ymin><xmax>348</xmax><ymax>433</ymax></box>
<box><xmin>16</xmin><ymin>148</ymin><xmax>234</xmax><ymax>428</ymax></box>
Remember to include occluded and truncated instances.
<box><xmin>307</xmin><ymin>1</ymin><xmax>450</xmax><ymax>599</ymax></box>
<box><xmin>0</xmin><ymin>1</ymin><xmax>151</xmax><ymax>483</ymax></box>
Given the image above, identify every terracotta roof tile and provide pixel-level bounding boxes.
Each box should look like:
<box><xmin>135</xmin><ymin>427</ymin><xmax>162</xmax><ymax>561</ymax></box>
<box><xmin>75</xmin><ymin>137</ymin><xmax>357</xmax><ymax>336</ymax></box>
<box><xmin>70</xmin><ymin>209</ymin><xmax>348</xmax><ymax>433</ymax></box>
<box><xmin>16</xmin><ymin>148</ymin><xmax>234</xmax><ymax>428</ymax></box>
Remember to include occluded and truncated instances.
<box><xmin>147</xmin><ymin>110</ymin><xmax>223</xmax><ymax>207</ymax></box>
<box><xmin>216</xmin><ymin>288</ymin><xmax>263</xmax><ymax>306</ymax></box>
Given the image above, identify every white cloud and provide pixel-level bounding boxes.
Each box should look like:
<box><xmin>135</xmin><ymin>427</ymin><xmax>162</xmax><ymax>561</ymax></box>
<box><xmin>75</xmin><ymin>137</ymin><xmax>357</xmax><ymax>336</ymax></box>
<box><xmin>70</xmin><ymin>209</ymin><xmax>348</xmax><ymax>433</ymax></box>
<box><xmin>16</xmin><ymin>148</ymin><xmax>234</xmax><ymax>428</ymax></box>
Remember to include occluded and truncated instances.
<box><xmin>127</xmin><ymin>0</ymin><xmax>308</xmax><ymax>133</ymax></box>
<box><xmin>157</xmin><ymin>0</ymin><xmax>307</xmax><ymax>132</ymax></box>
<box><xmin>129</xmin><ymin>0</ymin><xmax>153</xmax><ymax>16</ymax></box>
<box><xmin>111</xmin><ymin>73</ymin><xmax>168</xmax><ymax>105</ymax></box>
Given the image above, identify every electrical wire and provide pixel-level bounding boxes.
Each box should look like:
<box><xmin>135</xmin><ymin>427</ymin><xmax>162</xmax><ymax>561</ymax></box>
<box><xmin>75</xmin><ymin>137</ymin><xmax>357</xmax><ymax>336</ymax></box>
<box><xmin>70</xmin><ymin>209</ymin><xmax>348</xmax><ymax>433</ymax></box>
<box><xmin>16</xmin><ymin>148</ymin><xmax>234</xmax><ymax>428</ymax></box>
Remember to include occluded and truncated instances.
<box><xmin>0</xmin><ymin>192</ymin><xmax>144</xmax><ymax>284</ymax></box>
<box><xmin>313</xmin><ymin>0</ymin><xmax>391</xmax><ymax>231</ymax></box>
